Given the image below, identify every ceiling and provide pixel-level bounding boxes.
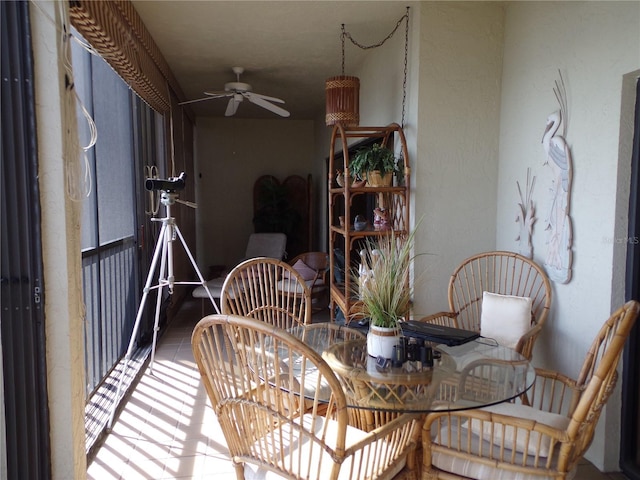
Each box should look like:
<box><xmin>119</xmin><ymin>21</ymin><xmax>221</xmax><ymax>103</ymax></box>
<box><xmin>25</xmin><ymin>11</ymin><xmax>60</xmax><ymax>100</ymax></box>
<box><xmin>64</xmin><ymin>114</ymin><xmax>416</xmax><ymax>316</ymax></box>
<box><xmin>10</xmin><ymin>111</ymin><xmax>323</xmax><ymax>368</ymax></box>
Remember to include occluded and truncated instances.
<box><xmin>131</xmin><ymin>1</ymin><xmax>411</xmax><ymax>119</ymax></box>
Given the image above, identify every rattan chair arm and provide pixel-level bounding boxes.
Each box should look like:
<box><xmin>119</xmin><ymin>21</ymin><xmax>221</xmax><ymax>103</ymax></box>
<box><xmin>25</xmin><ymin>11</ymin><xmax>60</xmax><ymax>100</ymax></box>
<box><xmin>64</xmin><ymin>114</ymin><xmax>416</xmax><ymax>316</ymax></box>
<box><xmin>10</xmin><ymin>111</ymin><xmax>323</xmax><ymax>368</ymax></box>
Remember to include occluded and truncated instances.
<box><xmin>517</xmin><ymin>321</ymin><xmax>543</xmax><ymax>343</ymax></box>
<box><xmin>422</xmin><ymin>409</ymin><xmax>458</xmax><ymax>428</ymax></box>
<box><xmin>423</xmin><ymin>408</ymin><xmax>572</xmax><ymax>464</ymax></box>
<box><xmin>340</xmin><ymin>413</ymin><xmax>420</xmax><ymax>477</ymax></box>
<box><xmin>518</xmin><ymin>368</ymin><xmax>582</xmax><ymax>416</ymax></box>
<box><xmin>416</xmin><ymin>311</ymin><xmax>459</xmax><ymax>328</ymax></box>
<box><xmin>514</xmin><ymin>322</ymin><xmax>543</xmax><ymax>359</ymax></box>
<box><xmin>533</xmin><ymin>368</ymin><xmax>579</xmax><ymax>387</ymax></box>
<box><xmin>343</xmin><ymin>413</ymin><xmax>421</xmax><ymax>453</ymax></box>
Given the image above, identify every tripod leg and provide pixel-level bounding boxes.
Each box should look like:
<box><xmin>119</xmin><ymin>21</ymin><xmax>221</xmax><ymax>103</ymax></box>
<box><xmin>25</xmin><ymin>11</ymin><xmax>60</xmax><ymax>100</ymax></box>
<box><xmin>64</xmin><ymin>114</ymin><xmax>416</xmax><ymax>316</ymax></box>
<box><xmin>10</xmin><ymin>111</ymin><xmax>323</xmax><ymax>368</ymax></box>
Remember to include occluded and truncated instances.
<box><xmin>174</xmin><ymin>224</ymin><xmax>221</xmax><ymax>314</ymax></box>
<box><xmin>149</xmin><ymin>227</ymin><xmax>170</xmax><ymax>373</ymax></box>
<box><xmin>107</xmin><ymin>222</ymin><xmax>167</xmax><ymax>429</ymax></box>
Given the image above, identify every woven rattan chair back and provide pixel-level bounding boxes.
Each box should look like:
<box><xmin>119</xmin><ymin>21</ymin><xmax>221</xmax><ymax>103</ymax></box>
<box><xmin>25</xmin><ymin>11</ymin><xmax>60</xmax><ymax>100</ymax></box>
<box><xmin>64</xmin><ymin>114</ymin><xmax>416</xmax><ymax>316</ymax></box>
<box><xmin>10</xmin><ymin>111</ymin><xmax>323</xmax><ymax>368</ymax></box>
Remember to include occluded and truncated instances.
<box><xmin>221</xmin><ymin>257</ymin><xmax>312</xmax><ymax>328</ymax></box>
<box><xmin>421</xmin><ymin>300</ymin><xmax>640</xmax><ymax>480</ymax></box>
<box><xmin>191</xmin><ymin>314</ymin><xmax>420</xmax><ymax>480</ymax></box>
<box><xmin>448</xmin><ymin>251</ymin><xmax>552</xmax><ymax>359</ymax></box>
<box><xmin>565</xmin><ymin>300</ymin><xmax>640</xmax><ymax>460</ymax></box>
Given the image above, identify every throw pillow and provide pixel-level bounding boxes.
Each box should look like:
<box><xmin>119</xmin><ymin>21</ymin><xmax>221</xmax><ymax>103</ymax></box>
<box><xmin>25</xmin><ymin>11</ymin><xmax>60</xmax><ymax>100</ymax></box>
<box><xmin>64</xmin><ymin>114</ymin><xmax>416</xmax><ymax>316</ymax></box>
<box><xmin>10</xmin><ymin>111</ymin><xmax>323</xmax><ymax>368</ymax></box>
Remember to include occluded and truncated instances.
<box><xmin>480</xmin><ymin>292</ymin><xmax>532</xmax><ymax>349</ymax></box>
<box><xmin>284</xmin><ymin>259</ymin><xmax>317</xmax><ymax>281</ymax></box>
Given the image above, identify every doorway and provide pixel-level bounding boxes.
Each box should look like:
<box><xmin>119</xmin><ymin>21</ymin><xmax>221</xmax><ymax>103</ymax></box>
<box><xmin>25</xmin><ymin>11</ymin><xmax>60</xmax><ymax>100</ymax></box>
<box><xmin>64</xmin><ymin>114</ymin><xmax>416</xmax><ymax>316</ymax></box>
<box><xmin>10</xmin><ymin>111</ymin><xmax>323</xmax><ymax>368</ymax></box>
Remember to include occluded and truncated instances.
<box><xmin>622</xmin><ymin>76</ymin><xmax>640</xmax><ymax>479</ymax></box>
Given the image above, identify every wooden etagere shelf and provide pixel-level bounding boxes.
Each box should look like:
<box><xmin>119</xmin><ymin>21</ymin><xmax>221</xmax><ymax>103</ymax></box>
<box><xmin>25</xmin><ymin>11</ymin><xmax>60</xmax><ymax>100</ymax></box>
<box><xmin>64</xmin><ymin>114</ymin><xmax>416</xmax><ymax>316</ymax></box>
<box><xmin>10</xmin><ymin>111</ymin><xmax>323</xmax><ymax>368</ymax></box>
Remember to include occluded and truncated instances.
<box><xmin>328</xmin><ymin>123</ymin><xmax>411</xmax><ymax>323</ymax></box>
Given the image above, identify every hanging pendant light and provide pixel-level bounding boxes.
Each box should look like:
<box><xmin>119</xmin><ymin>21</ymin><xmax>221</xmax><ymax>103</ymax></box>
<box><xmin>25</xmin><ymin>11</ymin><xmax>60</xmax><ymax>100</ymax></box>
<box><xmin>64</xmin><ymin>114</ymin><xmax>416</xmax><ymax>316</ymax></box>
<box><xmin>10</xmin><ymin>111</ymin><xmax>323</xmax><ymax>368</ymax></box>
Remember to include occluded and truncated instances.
<box><xmin>325</xmin><ymin>75</ymin><xmax>359</xmax><ymax>127</ymax></box>
<box><xmin>326</xmin><ymin>8</ymin><xmax>410</xmax><ymax>128</ymax></box>
<box><xmin>325</xmin><ymin>24</ymin><xmax>360</xmax><ymax>127</ymax></box>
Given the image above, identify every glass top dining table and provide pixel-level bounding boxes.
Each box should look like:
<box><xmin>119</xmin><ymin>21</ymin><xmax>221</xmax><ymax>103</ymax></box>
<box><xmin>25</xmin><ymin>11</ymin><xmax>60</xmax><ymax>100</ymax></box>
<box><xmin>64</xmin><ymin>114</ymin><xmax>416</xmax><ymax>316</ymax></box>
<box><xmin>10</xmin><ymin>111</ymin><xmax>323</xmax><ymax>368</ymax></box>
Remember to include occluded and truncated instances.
<box><xmin>287</xmin><ymin>323</ymin><xmax>536</xmax><ymax>413</ymax></box>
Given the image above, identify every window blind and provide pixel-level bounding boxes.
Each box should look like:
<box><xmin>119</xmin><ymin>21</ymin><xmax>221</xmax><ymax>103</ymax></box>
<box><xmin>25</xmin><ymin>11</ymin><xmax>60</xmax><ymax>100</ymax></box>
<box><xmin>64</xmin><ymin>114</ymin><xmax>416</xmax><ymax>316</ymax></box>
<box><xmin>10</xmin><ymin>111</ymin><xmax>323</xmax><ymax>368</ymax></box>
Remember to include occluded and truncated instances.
<box><xmin>69</xmin><ymin>0</ymin><xmax>185</xmax><ymax>114</ymax></box>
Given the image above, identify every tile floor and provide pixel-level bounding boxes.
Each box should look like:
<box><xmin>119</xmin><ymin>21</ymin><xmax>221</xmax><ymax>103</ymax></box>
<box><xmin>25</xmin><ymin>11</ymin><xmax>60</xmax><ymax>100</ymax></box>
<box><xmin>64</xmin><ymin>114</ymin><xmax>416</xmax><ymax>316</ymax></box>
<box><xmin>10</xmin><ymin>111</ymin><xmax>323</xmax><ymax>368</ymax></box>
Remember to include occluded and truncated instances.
<box><xmin>87</xmin><ymin>298</ymin><xmax>630</xmax><ymax>480</ymax></box>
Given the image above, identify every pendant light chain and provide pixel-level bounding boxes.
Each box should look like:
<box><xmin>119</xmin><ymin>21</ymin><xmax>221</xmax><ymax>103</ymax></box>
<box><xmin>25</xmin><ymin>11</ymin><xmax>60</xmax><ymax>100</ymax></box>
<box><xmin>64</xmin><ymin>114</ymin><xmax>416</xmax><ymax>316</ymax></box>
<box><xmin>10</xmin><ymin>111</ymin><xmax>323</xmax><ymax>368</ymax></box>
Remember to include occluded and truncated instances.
<box><xmin>341</xmin><ymin>24</ymin><xmax>346</xmax><ymax>76</ymax></box>
<box><xmin>340</xmin><ymin>7</ymin><xmax>410</xmax><ymax>128</ymax></box>
<box><xmin>342</xmin><ymin>8</ymin><xmax>409</xmax><ymax>51</ymax></box>
<box><xmin>401</xmin><ymin>6</ymin><xmax>409</xmax><ymax>129</ymax></box>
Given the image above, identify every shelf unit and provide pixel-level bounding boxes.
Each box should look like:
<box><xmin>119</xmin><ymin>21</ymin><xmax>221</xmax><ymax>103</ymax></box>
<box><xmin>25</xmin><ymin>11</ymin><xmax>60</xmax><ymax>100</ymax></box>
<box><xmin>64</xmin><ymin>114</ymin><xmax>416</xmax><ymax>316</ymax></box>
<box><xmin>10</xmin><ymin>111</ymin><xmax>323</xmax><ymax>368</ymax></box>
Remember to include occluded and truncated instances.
<box><xmin>328</xmin><ymin>123</ymin><xmax>411</xmax><ymax>323</ymax></box>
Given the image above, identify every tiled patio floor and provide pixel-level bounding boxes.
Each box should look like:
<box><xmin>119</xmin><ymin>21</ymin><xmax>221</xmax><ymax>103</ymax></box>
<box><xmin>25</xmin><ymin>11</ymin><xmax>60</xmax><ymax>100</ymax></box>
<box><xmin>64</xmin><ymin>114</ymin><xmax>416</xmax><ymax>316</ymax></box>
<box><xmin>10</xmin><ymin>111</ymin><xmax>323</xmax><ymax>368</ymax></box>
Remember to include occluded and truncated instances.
<box><xmin>87</xmin><ymin>298</ymin><xmax>629</xmax><ymax>480</ymax></box>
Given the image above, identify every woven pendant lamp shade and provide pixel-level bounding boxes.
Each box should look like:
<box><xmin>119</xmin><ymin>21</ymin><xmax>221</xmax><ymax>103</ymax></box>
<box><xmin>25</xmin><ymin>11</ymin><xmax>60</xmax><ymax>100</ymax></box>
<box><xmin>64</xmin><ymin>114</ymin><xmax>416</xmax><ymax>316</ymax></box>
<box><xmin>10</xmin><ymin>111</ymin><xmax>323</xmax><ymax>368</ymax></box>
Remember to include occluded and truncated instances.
<box><xmin>325</xmin><ymin>75</ymin><xmax>360</xmax><ymax>126</ymax></box>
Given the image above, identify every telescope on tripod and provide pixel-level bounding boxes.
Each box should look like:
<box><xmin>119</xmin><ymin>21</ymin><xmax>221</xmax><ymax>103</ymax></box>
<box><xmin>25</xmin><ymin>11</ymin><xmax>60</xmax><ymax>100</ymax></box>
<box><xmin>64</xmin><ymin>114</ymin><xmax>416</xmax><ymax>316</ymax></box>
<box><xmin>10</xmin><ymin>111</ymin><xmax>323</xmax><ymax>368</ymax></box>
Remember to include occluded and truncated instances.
<box><xmin>107</xmin><ymin>172</ymin><xmax>219</xmax><ymax>429</ymax></box>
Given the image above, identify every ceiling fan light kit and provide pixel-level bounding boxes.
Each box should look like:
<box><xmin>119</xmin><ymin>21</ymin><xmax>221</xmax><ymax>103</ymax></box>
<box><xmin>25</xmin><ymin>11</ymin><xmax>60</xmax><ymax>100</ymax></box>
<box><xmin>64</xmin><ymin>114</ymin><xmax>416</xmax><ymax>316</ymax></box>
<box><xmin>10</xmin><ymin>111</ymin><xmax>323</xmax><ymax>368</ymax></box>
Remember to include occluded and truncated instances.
<box><xmin>179</xmin><ymin>66</ymin><xmax>290</xmax><ymax>117</ymax></box>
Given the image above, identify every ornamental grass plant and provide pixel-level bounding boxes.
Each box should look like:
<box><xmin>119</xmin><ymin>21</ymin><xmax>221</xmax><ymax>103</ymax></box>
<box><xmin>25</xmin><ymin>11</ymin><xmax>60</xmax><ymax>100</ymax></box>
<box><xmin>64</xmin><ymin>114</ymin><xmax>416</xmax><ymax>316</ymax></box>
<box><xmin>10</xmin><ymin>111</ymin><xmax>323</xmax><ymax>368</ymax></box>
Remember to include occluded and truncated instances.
<box><xmin>354</xmin><ymin>227</ymin><xmax>419</xmax><ymax>329</ymax></box>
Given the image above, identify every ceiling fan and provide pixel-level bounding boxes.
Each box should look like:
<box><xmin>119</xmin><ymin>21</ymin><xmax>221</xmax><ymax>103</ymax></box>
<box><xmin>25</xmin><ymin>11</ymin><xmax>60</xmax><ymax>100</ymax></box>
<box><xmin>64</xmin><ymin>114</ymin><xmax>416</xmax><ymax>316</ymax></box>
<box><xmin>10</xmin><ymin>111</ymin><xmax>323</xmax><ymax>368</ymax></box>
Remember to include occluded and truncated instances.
<box><xmin>179</xmin><ymin>66</ymin><xmax>290</xmax><ymax>117</ymax></box>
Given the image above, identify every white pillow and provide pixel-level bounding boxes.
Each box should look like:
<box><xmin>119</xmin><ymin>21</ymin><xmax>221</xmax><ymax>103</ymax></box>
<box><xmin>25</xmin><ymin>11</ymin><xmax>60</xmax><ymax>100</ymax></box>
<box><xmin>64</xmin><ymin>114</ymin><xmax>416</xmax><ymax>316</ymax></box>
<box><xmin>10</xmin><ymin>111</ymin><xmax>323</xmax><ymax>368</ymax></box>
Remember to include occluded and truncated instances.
<box><xmin>469</xmin><ymin>402</ymin><xmax>570</xmax><ymax>457</ymax></box>
<box><xmin>480</xmin><ymin>292</ymin><xmax>532</xmax><ymax>349</ymax></box>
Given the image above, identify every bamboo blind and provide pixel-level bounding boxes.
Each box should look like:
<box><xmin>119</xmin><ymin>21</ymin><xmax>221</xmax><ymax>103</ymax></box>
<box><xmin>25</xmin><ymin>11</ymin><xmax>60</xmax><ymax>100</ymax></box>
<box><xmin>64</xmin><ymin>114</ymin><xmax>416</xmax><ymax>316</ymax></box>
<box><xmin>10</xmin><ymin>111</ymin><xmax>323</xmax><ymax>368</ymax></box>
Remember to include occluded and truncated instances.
<box><xmin>69</xmin><ymin>0</ymin><xmax>184</xmax><ymax>113</ymax></box>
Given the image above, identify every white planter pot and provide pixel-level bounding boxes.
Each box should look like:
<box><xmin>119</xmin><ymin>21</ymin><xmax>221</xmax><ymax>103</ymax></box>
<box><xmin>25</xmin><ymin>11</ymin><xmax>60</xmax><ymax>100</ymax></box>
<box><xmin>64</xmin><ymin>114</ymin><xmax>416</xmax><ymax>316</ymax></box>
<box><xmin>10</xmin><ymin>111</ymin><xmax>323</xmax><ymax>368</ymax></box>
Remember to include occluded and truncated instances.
<box><xmin>367</xmin><ymin>325</ymin><xmax>401</xmax><ymax>359</ymax></box>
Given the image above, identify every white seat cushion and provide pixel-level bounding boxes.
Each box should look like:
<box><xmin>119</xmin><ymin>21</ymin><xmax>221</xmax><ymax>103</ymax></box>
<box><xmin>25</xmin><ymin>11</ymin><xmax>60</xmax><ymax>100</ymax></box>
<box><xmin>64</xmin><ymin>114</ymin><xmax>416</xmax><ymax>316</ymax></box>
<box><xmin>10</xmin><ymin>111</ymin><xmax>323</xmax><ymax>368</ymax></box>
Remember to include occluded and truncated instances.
<box><xmin>192</xmin><ymin>276</ymin><xmax>225</xmax><ymax>298</ymax></box>
<box><xmin>480</xmin><ymin>292</ymin><xmax>532</xmax><ymax>349</ymax></box>
<box><xmin>277</xmin><ymin>279</ymin><xmax>312</xmax><ymax>294</ymax></box>
<box><xmin>469</xmin><ymin>403</ymin><xmax>570</xmax><ymax>457</ymax></box>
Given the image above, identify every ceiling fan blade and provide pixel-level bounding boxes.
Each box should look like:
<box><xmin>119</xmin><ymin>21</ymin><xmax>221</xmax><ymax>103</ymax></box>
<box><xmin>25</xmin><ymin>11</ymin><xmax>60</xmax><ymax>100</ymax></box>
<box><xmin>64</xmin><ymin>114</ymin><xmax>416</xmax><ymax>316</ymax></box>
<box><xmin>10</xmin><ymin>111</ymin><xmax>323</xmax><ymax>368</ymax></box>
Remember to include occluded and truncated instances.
<box><xmin>246</xmin><ymin>92</ymin><xmax>285</xmax><ymax>104</ymax></box>
<box><xmin>178</xmin><ymin>96</ymin><xmax>219</xmax><ymax>106</ymax></box>
<box><xmin>204</xmin><ymin>90</ymin><xmax>231</xmax><ymax>97</ymax></box>
<box><xmin>225</xmin><ymin>96</ymin><xmax>241</xmax><ymax>116</ymax></box>
<box><xmin>247</xmin><ymin>94</ymin><xmax>290</xmax><ymax>117</ymax></box>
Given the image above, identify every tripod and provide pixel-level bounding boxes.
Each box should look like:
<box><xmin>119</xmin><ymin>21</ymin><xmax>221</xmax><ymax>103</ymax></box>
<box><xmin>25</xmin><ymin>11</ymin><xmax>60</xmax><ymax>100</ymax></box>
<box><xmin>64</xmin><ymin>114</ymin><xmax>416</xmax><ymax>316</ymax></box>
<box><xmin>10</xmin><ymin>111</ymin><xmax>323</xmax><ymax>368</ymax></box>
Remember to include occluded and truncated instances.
<box><xmin>107</xmin><ymin>188</ymin><xmax>220</xmax><ymax>429</ymax></box>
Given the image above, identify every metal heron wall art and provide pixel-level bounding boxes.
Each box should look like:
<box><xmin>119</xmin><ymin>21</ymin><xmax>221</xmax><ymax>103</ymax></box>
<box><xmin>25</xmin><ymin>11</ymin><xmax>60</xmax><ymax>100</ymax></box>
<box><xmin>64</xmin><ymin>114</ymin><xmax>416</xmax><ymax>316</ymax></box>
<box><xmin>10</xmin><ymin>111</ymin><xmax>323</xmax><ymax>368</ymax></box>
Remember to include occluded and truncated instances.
<box><xmin>541</xmin><ymin>71</ymin><xmax>573</xmax><ymax>283</ymax></box>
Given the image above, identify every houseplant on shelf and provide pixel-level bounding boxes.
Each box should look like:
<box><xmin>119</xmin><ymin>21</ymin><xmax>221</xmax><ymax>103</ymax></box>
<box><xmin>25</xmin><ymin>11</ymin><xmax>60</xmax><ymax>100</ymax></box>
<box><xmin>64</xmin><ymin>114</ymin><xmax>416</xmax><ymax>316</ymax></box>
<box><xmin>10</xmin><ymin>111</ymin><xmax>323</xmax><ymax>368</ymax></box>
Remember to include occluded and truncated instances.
<box><xmin>349</xmin><ymin>143</ymin><xmax>401</xmax><ymax>187</ymax></box>
<box><xmin>353</xmin><ymin>227</ymin><xmax>417</xmax><ymax>358</ymax></box>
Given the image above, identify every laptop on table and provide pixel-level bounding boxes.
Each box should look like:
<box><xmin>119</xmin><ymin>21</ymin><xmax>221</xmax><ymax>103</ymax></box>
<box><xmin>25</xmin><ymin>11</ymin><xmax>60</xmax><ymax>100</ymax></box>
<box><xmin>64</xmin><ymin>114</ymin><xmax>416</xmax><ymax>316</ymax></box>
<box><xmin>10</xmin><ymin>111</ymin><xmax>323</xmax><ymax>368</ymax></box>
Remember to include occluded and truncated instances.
<box><xmin>398</xmin><ymin>320</ymin><xmax>480</xmax><ymax>346</ymax></box>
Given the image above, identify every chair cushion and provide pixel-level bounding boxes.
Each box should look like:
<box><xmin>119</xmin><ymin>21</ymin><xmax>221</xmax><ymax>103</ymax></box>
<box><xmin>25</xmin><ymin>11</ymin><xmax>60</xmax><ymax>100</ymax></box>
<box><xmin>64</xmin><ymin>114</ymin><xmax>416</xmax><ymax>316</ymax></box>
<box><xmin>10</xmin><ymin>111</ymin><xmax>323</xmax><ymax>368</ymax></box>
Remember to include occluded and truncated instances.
<box><xmin>276</xmin><ymin>280</ymin><xmax>305</xmax><ymax>295</ymax></box>
<box><xmin>244</xmin><ymin>232</ymin><xmax>287</xmax><ymax>260</ymax></box>
<box><xmin>243</xmin><ymin>414</ymin><xmax>404</xmax><ymax>480</ymax></box>
<box><xmin>469</xmin><ymin>403</ymin><xmax>570</xmax><ymax>457</ymax></box>
<box><xmin>480</xmin><ymin>292</ymin><xmax>532</xmax><ymax>349</ymax></box>
<box><xmin>191</xmin><ymin>277</ymin><xmax>225</xmax><ymax>298</ymax></box>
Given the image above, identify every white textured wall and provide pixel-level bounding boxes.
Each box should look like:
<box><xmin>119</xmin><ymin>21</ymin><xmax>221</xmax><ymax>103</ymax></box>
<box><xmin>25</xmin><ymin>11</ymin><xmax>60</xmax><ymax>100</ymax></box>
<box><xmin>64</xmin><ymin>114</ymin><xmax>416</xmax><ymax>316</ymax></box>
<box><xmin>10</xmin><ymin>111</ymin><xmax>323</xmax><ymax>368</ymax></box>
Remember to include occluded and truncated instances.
<box><xmin>194</xmin><ymin>118</ymin><xmax>316</xmax><ymax>269</ymax></box>
<box><xmin>356</xmin><ymin>1</ymin><xmax>639</xmax><ymax>469</ymax></box>
<box><xmin>313</xmin><ymin>113</ymin><xmax>334</xmax><ymax>252</ymax></box>
<box><xmin>412</xmin><ymin>2</ymin><xmax>505</xmax><ymax>316</ymax></box>
<box><xmin>497</xmin><ymin>1</ymin><xmax>640</xmax><ymax>470</ymax></box>
<box><xmin>352</xmin><ymin>3</ymin><xmax>505</xmax><ymax>317</ymax></box>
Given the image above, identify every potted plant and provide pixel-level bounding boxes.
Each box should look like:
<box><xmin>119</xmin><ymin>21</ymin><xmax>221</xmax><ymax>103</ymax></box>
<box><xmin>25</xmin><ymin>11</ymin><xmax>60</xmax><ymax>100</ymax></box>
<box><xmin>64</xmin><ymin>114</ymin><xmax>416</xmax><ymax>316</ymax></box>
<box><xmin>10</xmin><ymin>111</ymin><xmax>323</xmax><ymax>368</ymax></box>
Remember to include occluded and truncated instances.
<box><xmin>349</xmin><ymin>143</ymin><xmax>400</xmax><ymax>187</ymax></box>
<box><xmin>353</xmin><ymin>228</ymin><xmax>418</xmax><ymax>358</ymax></box>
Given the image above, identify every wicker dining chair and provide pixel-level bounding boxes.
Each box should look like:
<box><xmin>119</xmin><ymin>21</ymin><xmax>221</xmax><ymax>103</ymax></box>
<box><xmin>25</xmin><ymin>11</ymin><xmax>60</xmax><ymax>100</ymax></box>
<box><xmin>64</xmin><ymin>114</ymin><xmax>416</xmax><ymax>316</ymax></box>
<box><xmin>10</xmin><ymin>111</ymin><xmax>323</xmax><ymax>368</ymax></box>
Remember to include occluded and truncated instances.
<box><xmin>191</xmin><ymin>314</ymin><xmax>421</xmax><ymax>480</ymax></box>
<box><xmin>421</xmin><ymin>299</ymin><xmax>640</xmax><ymax>480</ymax></box>
<box><xmin>221</xmin><ymin>256</ymin><xmax>313</xmax><ymax>328</ymax></box>
<box><xmin>420</xmin><ymin>251</ymin><xmax>552</xmax><ymax>360</ymax></box>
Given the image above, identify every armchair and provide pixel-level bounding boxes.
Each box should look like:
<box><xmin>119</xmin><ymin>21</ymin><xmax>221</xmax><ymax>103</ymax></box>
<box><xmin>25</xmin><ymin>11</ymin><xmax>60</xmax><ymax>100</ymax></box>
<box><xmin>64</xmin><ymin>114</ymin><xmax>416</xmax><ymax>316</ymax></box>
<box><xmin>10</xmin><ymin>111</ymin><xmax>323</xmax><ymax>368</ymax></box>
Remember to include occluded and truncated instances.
<box><xmin>421</xmin><ymin>300</ymin><xmax>640</xmax><ymax>480</ymax></box>
<box><xmin>420</xmin><ymin>251</ymin><xmax>552</xmax><ymax>359</ymax></box>
<box><xmin>192</xmin><ymin>314</ymin><xmax>421</xmax><ymax>480</ymax></box>
<box><xmin>192</xmin><ymin>232</ymin><xmax>287</xmax><ymax>314</ymax></box>
<box><xmin>221</xmin><ymin>256</ymin><xmax>312</xmax><ymax>328</ymax></box>
<box><xmin>289</xmin><ymin>251</ymin><xmax>330</xmax><ymax>312</ymax></box>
